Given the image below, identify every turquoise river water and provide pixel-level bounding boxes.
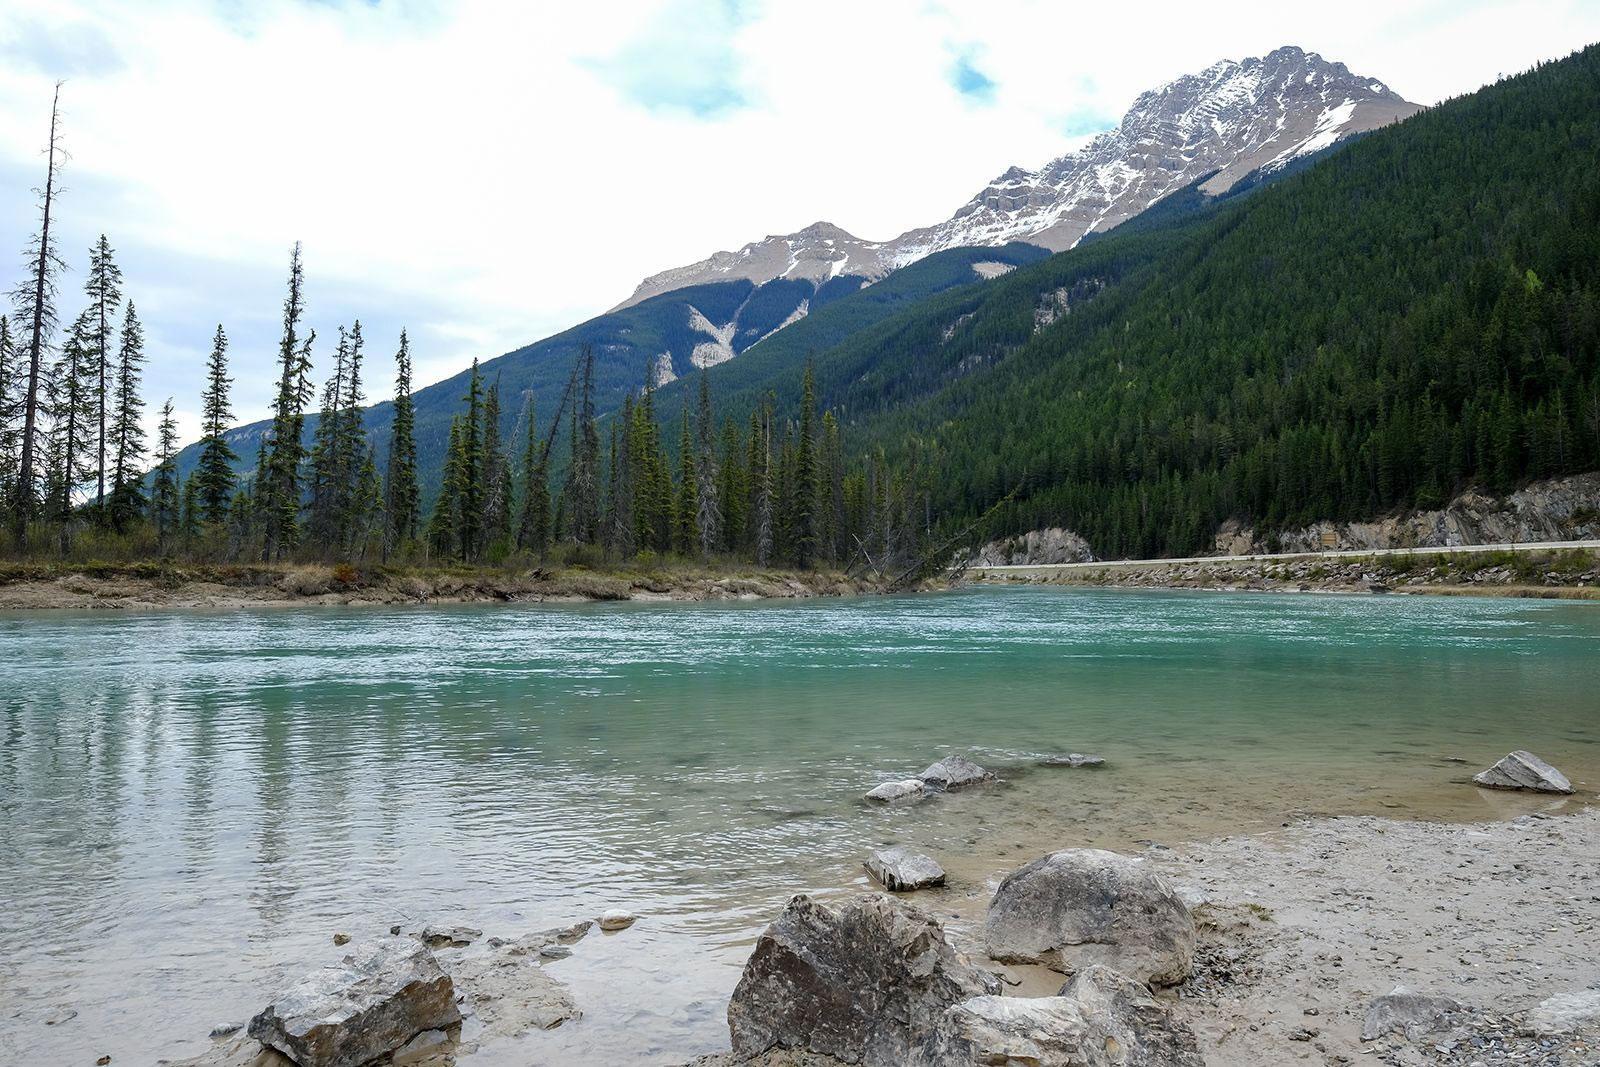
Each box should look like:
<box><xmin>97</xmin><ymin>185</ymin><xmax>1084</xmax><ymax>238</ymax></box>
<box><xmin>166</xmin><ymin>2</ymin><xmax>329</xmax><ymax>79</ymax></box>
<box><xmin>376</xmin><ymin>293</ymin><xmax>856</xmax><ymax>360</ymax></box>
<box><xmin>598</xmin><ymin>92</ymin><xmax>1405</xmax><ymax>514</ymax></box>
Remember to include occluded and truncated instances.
<box><xmin>1</xmin><ymin>586</ymin><xmax>1597</xmax><ymax>1065</ymax></box>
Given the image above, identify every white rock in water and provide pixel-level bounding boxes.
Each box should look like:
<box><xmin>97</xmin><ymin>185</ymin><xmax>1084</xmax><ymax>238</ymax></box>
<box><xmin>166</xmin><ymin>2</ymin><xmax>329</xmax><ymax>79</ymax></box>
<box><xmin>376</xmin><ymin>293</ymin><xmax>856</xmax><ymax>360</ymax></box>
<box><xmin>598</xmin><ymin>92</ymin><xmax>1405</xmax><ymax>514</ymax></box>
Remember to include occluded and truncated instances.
<box><xmin>918</xmin><ymin>754</ymin><xmax>995</xmax><ymax>790</ymax></box>
<box><xmin>247</xmin><ymin>937</ymin><xmax>461</xmax><ymax>1067</ymax></box>
<box><xmin>1038</xmin><ymin>753</ymin><xmax>1105</xmax><ymax>768</ymax></box>
<box><xmin>865</xmin><ymin>847</ymin><xmax>946</xmax><ymax>891</ymax></box>
<box><xmin>598</xmin><ymin>909</ymin><xmax>637</xmax><ymax>931</ymax></box>
<box><xmin>1472</xmin><ymin>750</ymin><xmax>1574</xmax><ymax>794</ymax></box>
<box><xmin>866</xmin><ymin>778</ymin><xmax>928</xmax><ymax>803</ymax></box>
<box><xmin>985</xmin><ymin>848</ymin><xmax>1195</xmax><ymax>987</ymax></box>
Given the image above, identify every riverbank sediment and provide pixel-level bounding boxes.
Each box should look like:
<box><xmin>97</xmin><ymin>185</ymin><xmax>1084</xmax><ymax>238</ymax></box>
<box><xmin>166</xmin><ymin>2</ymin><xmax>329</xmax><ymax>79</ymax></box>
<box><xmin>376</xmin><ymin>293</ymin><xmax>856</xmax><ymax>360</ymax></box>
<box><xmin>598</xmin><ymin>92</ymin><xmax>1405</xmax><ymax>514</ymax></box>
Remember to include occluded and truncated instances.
<box><xmin>0</xmin><ymin>560</ymin><xmax>881</xmax><ymax>611</ymax></box>
<box><xmin>974</xmin><ymin>546</ymin><xmax>1600</xmax><ymax>599</ymax></box>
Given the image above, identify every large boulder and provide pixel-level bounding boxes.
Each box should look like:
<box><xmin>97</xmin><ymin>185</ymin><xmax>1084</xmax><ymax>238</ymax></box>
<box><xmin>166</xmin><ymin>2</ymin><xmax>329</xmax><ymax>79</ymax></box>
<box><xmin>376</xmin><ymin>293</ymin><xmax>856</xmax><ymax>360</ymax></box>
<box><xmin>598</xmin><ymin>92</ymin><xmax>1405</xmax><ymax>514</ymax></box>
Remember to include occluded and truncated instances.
<box><xmin>1472</xmin><ymin>750</ymin><xmax>1574</xmax><ymax>794</ymax></box>
<box><xmin>1360</xmin><ymin>988</ymin><xmax>1467</xmax><ymax>1041</ymax></box>
<box><xmin>925</xmin><ymin>965</ymin><xmax>1203</xmax><ymax>1066</ymax></box>
<box><xmin>728</xmin><ymin>893</ymin><xmax>999</xmax><ymax>1065</ymax></box>
<box><xmin>247</xmin><ymin>937</ymin><xmax>461</xmax><ymax>1067</ymax></box>
<box><xmin>984</xmin><ymin>849</ymin><xmax>1195</xmax><ymax>986</ymax></box>
<box><xmin>918</xmin><ymin>755</ymin><xmax>995</xmax><ymax>791</ymax></box>
<box><xmin>865</xmin><ymin>847</ymin><xmax>946</xmax><ymax>892</ymax></box>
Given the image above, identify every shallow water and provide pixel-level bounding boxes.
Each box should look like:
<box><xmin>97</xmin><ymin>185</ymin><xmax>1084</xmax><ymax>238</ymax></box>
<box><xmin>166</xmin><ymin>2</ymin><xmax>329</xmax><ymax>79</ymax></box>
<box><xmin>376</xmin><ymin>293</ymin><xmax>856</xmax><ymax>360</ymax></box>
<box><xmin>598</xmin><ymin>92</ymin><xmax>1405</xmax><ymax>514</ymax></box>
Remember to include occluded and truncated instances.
<box><xmin>1</xmin><ymin>587</ymin><xmax>1597</xmax><ymax>1064</ymax></box>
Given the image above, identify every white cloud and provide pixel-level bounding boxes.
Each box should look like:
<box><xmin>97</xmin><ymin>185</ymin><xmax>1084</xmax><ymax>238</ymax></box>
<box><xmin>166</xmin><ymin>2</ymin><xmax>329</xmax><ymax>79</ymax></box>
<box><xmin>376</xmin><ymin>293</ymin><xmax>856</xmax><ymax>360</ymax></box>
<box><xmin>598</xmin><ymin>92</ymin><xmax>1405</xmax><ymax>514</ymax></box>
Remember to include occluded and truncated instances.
<box><xmin>1</xmin><ymin>0</ymin><xmax>1596</xmax><ymax>444</ymax></box>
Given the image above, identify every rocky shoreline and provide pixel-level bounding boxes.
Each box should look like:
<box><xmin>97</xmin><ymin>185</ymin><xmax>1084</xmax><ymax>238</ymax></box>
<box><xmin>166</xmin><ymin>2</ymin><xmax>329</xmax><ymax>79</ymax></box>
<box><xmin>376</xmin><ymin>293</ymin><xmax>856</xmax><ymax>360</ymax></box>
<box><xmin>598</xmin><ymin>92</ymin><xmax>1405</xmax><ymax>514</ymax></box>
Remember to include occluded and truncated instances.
<box><xmin>164</xmin><ymin>751</ymin><xmax>1596</xmax><ymax>1067</ymax></box>
<box><xmin>976</xmin><ymin>546</ymin><xmax>1600</xmax><ymax>600</ymax></box>
<box><xmin>0</xmin><ymin>561</ymin><xmax>881</xmax><ymax>612</ymax></box>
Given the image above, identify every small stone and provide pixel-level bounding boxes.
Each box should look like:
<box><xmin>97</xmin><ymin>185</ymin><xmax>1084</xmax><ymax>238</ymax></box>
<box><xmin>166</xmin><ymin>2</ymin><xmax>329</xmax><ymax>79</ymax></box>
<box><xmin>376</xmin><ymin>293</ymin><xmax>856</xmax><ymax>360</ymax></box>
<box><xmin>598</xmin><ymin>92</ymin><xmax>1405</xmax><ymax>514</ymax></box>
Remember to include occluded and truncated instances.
<box><xmin>539</xmin><ymin>944</ymin><xmax>573</xmax><ymax>960</ymax></box>
<box><xmin>332</xmin><ymin>932</ymin><xmax>351</xmax><ymax>946</ymax></box>
<box><xmin>866</xmin><ymin>778</ymin><xmax>927</xmax><ymax>803</ymax></box>
<box><xmin>96</xmin><ymin>1058</ymin><xmax>110</xmax><ymax>1066</ymax></box>
<box><xmin>864</xmin><ymin>846</ymin><xmax>947</xmax><ymax>891</ymax></box>
<box><xmin>389</xmin><ymin>925</ymin><xmax>403</xmax><ymax>936</ymax></box>
<box><xmin>598</xmin><ymin>909</ymin><xmax>637</xmax><ymax>931</ymax></box>
<box><xmin>1472</xmin><ymin>751</ymin><xmax>1574</xmax><ymax>794</ymax></box>
<box><xmin>207</xmin><ymin>1023</ymin><xmax>242</xmax><ymax>1039</ymax></box>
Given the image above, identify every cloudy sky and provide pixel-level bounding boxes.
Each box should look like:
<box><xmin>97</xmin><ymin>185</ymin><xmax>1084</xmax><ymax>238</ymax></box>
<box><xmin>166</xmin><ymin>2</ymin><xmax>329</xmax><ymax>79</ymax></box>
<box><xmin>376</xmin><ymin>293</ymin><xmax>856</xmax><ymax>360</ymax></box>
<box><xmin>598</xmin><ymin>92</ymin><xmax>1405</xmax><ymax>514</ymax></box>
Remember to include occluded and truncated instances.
<box><xmin>2</xmin><ymin>0</ymin><xmax>1597</xmax><ymax>444</ymax></box>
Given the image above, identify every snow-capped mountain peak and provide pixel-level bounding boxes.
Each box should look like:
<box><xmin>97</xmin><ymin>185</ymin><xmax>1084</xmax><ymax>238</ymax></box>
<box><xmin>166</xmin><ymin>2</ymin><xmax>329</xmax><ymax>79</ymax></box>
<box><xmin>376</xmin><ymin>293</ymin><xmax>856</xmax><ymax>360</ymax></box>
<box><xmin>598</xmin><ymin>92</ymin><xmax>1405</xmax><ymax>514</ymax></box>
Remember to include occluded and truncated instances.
<box><xmin>616</xmin><ymin>45</ymin><xmax>1420</xmax><ymax>310</ymax></box>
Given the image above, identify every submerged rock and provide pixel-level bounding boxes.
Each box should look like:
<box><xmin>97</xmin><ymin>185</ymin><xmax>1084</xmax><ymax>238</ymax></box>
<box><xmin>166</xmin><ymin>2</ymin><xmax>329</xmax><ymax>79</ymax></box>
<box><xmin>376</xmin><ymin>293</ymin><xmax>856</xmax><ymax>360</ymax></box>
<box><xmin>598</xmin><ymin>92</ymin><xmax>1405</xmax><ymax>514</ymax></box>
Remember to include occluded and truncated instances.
<box><xmin>918</xmin><ymin>755</ymin><xmax>995</xmax><ymax>791</ymax></box>
<box><xmin>926</xmin><ymin>965</ymin><xmax>1203</xmax><ymax>1066</ymax></box>
<box><xmin>247</xmin><ymin>937</ymin><xmax>461</xmax><ymax>1067</ymax></box>
<box><xmin>727</xmin><ymin>893</ymin><xmax>998</xmax><ymax>1065</ymax></box>
<box><xmin>451</xmin><ymin>951</ymin><xmax>579</xmax><ymax>1034</ymax></box>
<box><xmin>1360</xmin><ymin>988</ymin><xmax>1467</xmax><ymax>1041</ymax></box>
<box><xmin>984</xmin><ymin>848</ymin><xmax>1195</xmax><ymax>986</ymax></box>
<box><xmin>1038</xmin><ymin>754</ymin><xmax>1105</xmax><ymax>768</ymax></box>
<box><xmin>420</xmin><ymin>924</ymin><xmax>481</xmax><ymax>948</ymax></box>
<box><xmin>1472</xmin><ymin>750</ymin><xmax>1574</xmax><ymax>794</ymax></box>
<box><xmin>865</xmin><ymin>778</ymin><xmax>928</xmax><ymax>803</ymax></box>
<box><xmin>864</xmin><ymin>847</ymin><xmax>946</xmax><ymax>892</ymax></box>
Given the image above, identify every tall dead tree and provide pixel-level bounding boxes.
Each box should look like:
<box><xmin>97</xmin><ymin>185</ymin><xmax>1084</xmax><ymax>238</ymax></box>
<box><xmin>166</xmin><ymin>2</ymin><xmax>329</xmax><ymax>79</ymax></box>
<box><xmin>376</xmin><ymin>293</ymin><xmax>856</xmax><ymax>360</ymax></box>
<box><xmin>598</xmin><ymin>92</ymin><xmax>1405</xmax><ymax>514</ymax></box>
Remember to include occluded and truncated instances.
<box><xmin>11</xmin><ymin>82</ymin><xmax>66</xmax><ymax>545</ymax></box>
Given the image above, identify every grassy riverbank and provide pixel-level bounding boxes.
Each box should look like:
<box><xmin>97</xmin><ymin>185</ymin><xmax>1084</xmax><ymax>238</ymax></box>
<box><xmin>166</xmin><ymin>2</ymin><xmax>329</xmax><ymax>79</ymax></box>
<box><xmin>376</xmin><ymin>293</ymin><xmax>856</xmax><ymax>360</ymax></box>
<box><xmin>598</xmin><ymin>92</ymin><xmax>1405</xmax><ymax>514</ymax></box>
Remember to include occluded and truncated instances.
<box><xmin>0</xmin><ymin>558</ymin><xmax>881</xmax><ymax>611</ymax></box>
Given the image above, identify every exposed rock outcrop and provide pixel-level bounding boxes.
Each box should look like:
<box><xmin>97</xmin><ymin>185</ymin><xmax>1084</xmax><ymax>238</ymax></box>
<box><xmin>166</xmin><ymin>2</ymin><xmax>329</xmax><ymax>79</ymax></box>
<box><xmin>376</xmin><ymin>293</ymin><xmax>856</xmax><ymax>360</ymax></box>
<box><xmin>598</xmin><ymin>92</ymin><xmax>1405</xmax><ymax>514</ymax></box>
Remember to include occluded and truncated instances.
<box><xmin>1472</xmin><ymin>750</ymin><xmax>1574</xmax><ymax>794</ymax></box>
<box><xmin>985</xmin><ymin>849</ymin><xmax>1195</xmax><ymax>986</ymax></box>
<box><xmin>727</xmin><ymin>894</ymin><xmax>999</xmax><ymax>1065</ymax></box>
<box><xmin>246</xmin><ymin>937</ymin><xmax>461</xmax><ymax>1067</ymax></box>
<box><xmin>972</xmin><ymin>528</ymin><xmax>1095</xmax><ymax>567</ymax></box>
<box><xmin>925</xmin><ymin>965</ymin><xmax>1203</xmax><ymax>1066</ymax></box>
<box><xmin>865</xmin><ymin>847</ymin><xmax>947</xmax><ymax>892</ymax></box>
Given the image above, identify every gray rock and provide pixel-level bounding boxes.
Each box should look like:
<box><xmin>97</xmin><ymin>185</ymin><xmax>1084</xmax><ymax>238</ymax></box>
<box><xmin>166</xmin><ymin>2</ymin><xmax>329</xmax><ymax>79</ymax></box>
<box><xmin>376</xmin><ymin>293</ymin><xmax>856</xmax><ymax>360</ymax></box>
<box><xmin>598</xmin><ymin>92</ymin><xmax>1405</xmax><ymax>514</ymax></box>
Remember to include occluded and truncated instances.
<box><xmin>450</xmin><ymin>952</ymin><xmax>579</xmax><ymax>1035</ymax></box>
<box><xmin>1526</xmin><ymin>989</ymin><xmax>1600</xmax><ymax>1035</ymax></box>
<box><xmin>1038</xmin><ymin>754</ymin><xmax>1105</xmax><ymax>768</ymax></box>
<box><xmin>984</xmin><ymin>848</ymin><xmax>1195</xmax><ymax>986</ymax></box>
<box><xmin>419</xmin><ymin>924</ymin><xmax>481</xmax><ymax>947</ymax></box>
<box><xmin>1472</xmin><ymin>750</ymin><xmax>1574</xmax><ymax>794</ymax></box>
<box><xmin>865</xmin><ymin>847</ymin><xmax>946</xmax><ymax>891</ymax></box>
<box><xmin>918</xmin><ymin>755</ymin><xmax>994</xmax><ymax>791</ymax></box>
<box><xmin>924</xmin><ymin>965</ymin><xmax>1203</xmax><ymax>1066</ymax></box>
<box><xmin>866</xmin><ymin>778</ymin><xmax>928</xmax><ymax>803</ymax></box>
<box><xmin>1359</xmin><ymin>988</ymin><xmax>1467</xmax><ymax>1042</ymax></box>
<box><xmin>247</xmin><ymin>937</ymin><xmax>461</xmax><ymax>1067</ymax></box>
<box><xmin>728</xmin><ymin>893</ymin><xmax>999</xmax><ymax>1065</ymax></box>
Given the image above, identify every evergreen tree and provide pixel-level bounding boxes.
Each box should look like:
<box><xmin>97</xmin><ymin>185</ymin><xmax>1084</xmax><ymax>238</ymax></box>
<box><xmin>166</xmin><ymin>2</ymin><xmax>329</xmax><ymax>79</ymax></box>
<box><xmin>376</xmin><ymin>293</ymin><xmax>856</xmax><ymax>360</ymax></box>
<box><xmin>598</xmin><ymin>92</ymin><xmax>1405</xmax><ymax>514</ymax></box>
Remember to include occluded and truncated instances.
<box><xmin>568</xmin><ymin>347</ymin><xmax>599</xmax><ymax>544</ymax></box>
<box><xmin>674</xmin><ymin>407</ymin><xmax>697</xmax><ymax>553</ymax></box>
<box><xmin>194</xmin><ymin>324</ymin><xmax>237</xmax><ymax>524</ymax></box>
<box><xmin>694</xmin><ymin>372</ymin><xmax>720</xmax><ymax>559</ymax></box>
<box><xmin>106</xmin><ymin>301</ymin><xmax>146</xmax><ymax>530</ymax></box>
<box><xmin>351</xmin><ymin>446</ymin><xmax>383</xmax><ymax>560</ymax></box>
<box><xmin>0</xmin><ymin>316</ymin><xmax>15</xmax><ymax>504</ymax></box>
<box><xmin>428</xmin><ymin>416</ymin><xmax>465</xmax><ymax>559</ymax></box>
<box><xmin>717</xmin><ymin>418</ymin><xmax>746</xmax><ymax>555</ymax></box>
<box><xmin>151</xmin><ymin>398</ymin><xmax>180</xmax><ymax>552</ymax></box>
<box><xmin>482</xmin><ymin>378</ymin><xmax>510</xmax><ymax>552</ymax></box>
<box><xmin>606</xmin><ymin>397</ymin><xmax>635</xmax><ymax>558</ymax></box>
<box><xmin>47</xmin><ymin>312</ymin><xmax>95</xmax><ymax>526</ymax></box>
<box><xmin>792</xmin><ymin>364</ymin><xmax>818</xmax><ymax>568</ymax></box>
<box><xmin>260</xmin><ymin>243</ymin><xmax>314</xmax><ymax>560</ymax></box>
<box><xmin>458</xmin><ymin>359</ymin><xmax>484</xmax><ymax>558</ymax></box>
<box><xmin>179</xmin><ymin>474</ymin><xmax>201</xmax><ymax>544</ymax></box>
<box><xmin>11</xmin><ymin>83</ymin><xmax>65</xmax><ymax>543</ymax></box>
<box><xmin>753</xmin><ymin>402</ymin><xmax>774</xmax><ymax>566</ymax></box>
<box><xmin>384</xmin><ymin>330</ymin><xmax>420</xmax><ymax>553</ymax></box>
<box><xmin>84</xmin><ymin>234</ymin><xmax>123</xmax><ymax>515</ymax></box>
<box><xmin>307</xmin><ymin>325</ymin><xmax>351</xmax><ymax>550</ymax></box>
<box><xmin>516</xmin><ymin>396</ymin><xmax>551</xmax><ymax>559</ymax></box>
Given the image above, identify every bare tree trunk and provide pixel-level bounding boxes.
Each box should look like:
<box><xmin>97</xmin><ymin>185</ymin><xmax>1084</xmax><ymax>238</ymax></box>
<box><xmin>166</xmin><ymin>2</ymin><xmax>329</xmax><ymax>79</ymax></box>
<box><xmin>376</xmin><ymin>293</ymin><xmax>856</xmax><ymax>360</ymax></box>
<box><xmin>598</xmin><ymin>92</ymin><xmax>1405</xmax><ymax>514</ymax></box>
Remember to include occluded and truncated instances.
<box><xmin>14</xmin><ymin>82</ymin><xmax>62</xmax><ymax>547</ymax></box>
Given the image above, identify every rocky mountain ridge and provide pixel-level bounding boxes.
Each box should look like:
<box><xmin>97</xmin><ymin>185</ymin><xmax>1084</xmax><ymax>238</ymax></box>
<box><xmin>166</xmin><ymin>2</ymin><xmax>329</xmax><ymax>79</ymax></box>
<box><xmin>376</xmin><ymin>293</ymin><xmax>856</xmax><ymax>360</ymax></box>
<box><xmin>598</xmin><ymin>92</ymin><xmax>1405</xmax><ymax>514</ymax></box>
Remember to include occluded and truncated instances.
<box><xmin>619</xmin><ymin>46</ymin><xmax>1420</xmax><ymax>309</ymax></box>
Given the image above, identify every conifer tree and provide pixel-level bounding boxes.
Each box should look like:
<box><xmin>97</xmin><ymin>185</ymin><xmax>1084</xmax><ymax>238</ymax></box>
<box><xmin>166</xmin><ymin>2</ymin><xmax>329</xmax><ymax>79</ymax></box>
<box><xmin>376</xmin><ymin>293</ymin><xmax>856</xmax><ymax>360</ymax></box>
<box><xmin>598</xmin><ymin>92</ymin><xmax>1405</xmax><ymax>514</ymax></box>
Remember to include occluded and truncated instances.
<box><xmin>307</xmin><ymin>325</ymin><xmax>350</xmax><ymax>550</ymax></box>
<box><xmin>792</xmin><ymin>364</ymin><xmax>819</xmax><ymax>568</ymax></box>
<box><xmin>151</xmin><ymin>398</ymin><xmax>180</xmax><ymax>552</ymax></box>
<box><xmin>568</xmin><ymin>347</ymin><xmax>599</xmax><ymax>544</ymax></box>
<box><xmin>753</xmin><ymin>402</ymin><xmax>774</xmax><ymax>566</ymax></box>
<box><xmin>384</xmin><ymin>330</ymin><xmax>420</xmax><ymax>552</ymax></box>
<box><xmin>674</xmin><ymin>407</ymin><xmax>697</xmax><ymax>553</ymax></box>
<box><xmin>107</xmin><ymin>301</ymin><xmax>146</xmax><ymax>530</ymax></box>
<box><xmin>194</xmin><ymin>324</ymin><xmax>237</xmax><ymax>524</ymax></box>
<box><xmin>428</xmin><ymin>416</ymin><xmax>465</xmax><ymax>558</ymax></box>
<box><xmin>260</xmin><ymin>243</ymin><xmax>314</xmax><ymax>560</ymax></box>
<box><xmin>11</xmin><ymin>83</ymin><xmax>66</xmax><ymax>543</ymax></box>
<box><xmin>84</xmin><ymin>234</ymin><xmax>123</xmax><ymax>515</ymax></box>
<box><xmin>351</xmin><ymin>446</ymin><xmax>383</xmax><ymax>560</ymax></box>
<box><xmin>482</xmin><ymin>379</ymin><xmax>510</xmax><ymax>552</ymax></box>
<box><xmin>0</xmin><ymin>316</ymin><xmax>15</xmax><ymax>503</ymax></box>
<box><xmin>606</xmin><ymin>397</ymin><xmax>635</xmax><ymax>558</ymax></box>
<box><xmin>694</xmin><ymin>372</ymin><xmax>720</xmax><ymax>560</ymax></box>
<box><xmin>717</xmin><ymin>418</ymin><xmax>746</xmax><ymax>554</ymax></box>
<box><xmin>516</xmin><ymin>397</ymin><xmax>551</xmax><ymax>559</ymax></box>
<box><xmin>48</xmin><ymin>312</ymin><xmax>96</xmax><ymax>527</ymax></box>
<box><xmin>458</xmin><ymin>359</ymin><xmax>484</xmax><ymax>558</ymax></box>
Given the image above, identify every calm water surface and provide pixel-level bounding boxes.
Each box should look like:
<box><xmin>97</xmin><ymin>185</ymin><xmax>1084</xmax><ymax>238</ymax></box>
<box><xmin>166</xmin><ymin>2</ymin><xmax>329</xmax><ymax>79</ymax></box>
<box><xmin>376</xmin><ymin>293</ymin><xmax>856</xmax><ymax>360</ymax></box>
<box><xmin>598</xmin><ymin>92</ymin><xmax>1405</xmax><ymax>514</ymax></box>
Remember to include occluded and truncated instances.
<box><xmin>2</xmin><ymin>587</ymin><xmax>1597</xmax><ymax>1065</ymax></box>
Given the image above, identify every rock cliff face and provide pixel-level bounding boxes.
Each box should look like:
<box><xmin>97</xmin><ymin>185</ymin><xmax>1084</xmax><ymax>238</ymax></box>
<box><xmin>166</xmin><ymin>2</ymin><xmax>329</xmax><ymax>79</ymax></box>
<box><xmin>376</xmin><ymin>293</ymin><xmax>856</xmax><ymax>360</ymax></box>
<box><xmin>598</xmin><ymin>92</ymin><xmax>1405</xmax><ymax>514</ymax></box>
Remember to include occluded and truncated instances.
<box><xmin>1220</xmin><ymin>473</ymin><xmax>1600</xmax><ymax>554</ymax></box>
<box><xmin>972</xmin><ymin>528</ymin><xmax>1095</xmax><ymax>566</ymax></box>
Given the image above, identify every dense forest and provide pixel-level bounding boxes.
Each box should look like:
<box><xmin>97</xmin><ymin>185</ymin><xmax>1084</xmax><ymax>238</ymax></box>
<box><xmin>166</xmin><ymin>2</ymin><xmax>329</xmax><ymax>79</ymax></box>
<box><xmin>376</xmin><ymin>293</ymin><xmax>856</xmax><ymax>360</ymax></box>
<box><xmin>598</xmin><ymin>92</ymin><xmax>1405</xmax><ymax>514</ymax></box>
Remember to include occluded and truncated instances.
<box><xmin>726</xmin><ymin>43</ymin><xmax>1600</xmax><ymax>558</ymax></box>
<box><xmin>4</xmin><ymin>45</ymin><xmax>1597</xmax><ymax>570</ymax></box>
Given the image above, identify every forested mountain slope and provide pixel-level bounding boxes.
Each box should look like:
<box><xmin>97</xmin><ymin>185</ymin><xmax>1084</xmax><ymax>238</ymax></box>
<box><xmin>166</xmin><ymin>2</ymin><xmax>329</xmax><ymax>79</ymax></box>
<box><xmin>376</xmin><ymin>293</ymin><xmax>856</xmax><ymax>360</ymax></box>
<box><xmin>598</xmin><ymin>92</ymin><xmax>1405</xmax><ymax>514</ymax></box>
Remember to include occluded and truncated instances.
<box><xmin>754</xmin><ymin>44</ymin><xmax>1600</xmax><ymax>559</ymax></box>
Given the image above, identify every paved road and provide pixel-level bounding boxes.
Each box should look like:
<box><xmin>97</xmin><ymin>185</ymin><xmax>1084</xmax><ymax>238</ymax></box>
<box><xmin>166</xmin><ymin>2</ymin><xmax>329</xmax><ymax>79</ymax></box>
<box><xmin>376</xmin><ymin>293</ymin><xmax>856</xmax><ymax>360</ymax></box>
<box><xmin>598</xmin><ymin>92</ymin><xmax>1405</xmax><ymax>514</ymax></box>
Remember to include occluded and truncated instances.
<box><xmin>970</xmin><ymin>539</ymin><xmax>1600</xmax><ymax>576</ymax></box>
